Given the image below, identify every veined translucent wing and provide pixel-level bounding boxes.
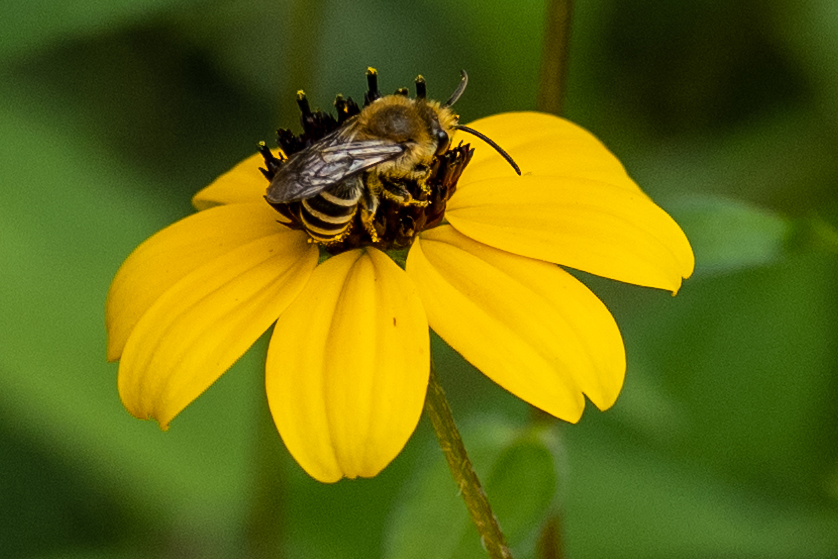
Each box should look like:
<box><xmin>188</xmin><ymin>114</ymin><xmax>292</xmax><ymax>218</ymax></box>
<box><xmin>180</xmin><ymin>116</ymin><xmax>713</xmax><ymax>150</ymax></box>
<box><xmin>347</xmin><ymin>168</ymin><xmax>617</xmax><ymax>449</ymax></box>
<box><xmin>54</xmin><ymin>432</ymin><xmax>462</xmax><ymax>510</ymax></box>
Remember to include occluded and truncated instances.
<box><xmin>266</xmin><ymin>132</ymin><xmax>405</xmax><ymax>203</ymax></box>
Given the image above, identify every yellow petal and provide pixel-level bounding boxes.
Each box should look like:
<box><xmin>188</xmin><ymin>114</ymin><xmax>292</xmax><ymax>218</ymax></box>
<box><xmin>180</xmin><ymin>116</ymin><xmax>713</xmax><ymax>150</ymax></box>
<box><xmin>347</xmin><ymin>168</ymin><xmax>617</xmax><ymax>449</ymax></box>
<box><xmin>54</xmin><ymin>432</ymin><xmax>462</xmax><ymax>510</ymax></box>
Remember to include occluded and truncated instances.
<box><xmin>106</xmin><ymin>203</ymin><xmax>296</xmax><ymax>361</ymax></box>
<box><xmin>266</xmin><ymin>249</ymin><xmax>429</xmax><ymax>483</ymax></box>
<box><xmin>459</xmin><ymin>112</ymin><xmax>641</xmax><ymax>193</ymax></box>
<box><xmin>118</xmin><ymin>228</ymin><xmax>318</xmax><ymax>428</ymax></box>
<box><xmin>192</xmin><ymin>151</ymin><xmax>279</xmax><ymax>210</ymax></box>
<box><xmin>446</xmin><ymin>175</ymin><xmax>694</xmax><ymax>292</ymax></box>
<box><xmin>407</xmin><ymin>226</ymin><xmax>625</xmax><ymax>422</ymax></box>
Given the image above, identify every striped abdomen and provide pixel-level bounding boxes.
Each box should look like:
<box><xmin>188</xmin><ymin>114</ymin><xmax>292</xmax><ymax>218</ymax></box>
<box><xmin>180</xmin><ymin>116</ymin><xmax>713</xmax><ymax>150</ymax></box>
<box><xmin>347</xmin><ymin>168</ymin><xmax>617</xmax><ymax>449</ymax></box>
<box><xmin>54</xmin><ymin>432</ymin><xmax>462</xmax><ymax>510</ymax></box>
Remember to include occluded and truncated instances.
<box><xmin>300</xmin><ymin>182</ymin><xmax>362</xmax><ymax>243</ymax></box>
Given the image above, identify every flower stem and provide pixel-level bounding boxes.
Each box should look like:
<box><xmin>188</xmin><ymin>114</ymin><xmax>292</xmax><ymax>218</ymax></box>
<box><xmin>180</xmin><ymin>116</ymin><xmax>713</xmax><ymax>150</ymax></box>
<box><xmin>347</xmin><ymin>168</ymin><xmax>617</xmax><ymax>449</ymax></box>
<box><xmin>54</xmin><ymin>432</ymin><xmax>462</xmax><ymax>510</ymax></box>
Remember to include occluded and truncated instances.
<box><xmin>537</xmin><ymin>0</ymin><xmax>574</xmax><ymax>116</ymax></box>
<box><xmin>424</xmin><ymin>363</ymin><xmax>514</xmax><ymax>559</ymax></box>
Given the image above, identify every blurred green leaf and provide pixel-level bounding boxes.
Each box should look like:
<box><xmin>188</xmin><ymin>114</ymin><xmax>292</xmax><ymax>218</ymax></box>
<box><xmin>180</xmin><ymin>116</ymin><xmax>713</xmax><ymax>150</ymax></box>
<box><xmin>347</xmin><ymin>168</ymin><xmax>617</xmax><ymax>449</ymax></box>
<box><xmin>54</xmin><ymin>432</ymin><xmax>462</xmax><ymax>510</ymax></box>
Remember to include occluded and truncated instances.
<box><xmin>0</xmin><ymin>0</ymin><xmax>209</xmax><ymax>64</ymax></box>
<box><xmin>170</xmin><ymin>0</ymin><xmax>293</xmax><ymax>105</ymax></box>
<box><xmin>0</xmin><ymin>80</ymin><xmax>263</xmax><ymax>554</ymax></box>
<box><xmin>563</xmin><ymin>427</ymin><xmax>838</xmax><ymax>558</ymax></box>
<box><xmin>612</xmin><ymin>249</ymin><xmax>838</xmax><ymax>499</ymax></box>
<box><xmin>807</xmin><ymin>214</ymin><xmax>838</xmax><ymax>253</ymax></box>
<box><xmin>665</xmin><ymin>194</ymin><xmax>793</xmax><ymax>277</ymax></box>
<box><xmin>384</xmin><ymin>416</ymin><xmax>563</xmax><ymax>559</ymax></box>
<box><xmin>620</xmin><ymin>107</ymin><xmax>838</xmax><ymax>210</ymax></box>
<box><xmin>563</xmin><ymin>214</ymin><xmax>838</xmax><ymax>558</ymax></box>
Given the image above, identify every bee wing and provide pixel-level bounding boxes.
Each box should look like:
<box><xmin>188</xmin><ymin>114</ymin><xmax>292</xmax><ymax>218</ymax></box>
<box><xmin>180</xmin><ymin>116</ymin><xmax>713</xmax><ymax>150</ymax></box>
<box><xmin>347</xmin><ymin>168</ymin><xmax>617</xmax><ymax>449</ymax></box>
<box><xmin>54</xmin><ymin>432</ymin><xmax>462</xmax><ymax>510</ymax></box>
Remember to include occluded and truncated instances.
<box><xmin>266</xmin><ymin>134</ymin><xmax>405</xmax><ymax>203</ymax></box>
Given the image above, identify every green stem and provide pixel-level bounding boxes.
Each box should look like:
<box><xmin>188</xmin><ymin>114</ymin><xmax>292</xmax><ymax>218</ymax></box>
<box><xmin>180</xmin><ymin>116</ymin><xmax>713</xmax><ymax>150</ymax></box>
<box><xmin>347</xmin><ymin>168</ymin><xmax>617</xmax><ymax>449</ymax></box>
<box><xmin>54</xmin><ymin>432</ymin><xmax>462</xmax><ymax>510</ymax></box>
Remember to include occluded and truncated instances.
<box><xmin>424</xmin><ymin>363</ymin><xmax>514</xmax><ymax>559</ymax></box>
<box><xmin>537</xmin><ymin>0</ymin><xmax>574</xmax><ymax>116</ymax></box>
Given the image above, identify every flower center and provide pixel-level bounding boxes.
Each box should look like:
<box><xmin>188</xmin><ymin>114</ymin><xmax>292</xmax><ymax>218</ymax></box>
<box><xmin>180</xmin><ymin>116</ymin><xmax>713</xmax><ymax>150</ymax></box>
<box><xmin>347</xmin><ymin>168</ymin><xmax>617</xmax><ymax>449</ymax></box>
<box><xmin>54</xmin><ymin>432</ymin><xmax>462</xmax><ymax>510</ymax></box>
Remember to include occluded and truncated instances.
<box><xmin>259</xmin><ymin>87</ymin><xmax>473</xmax><ymax>255</ymax></box>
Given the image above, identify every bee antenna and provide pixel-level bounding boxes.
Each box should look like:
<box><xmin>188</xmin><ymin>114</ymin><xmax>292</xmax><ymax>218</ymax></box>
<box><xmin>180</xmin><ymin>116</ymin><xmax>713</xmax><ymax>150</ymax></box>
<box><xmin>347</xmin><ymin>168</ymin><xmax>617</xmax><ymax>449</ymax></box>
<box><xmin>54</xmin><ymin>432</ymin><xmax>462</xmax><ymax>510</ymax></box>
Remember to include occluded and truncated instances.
<box><xmin>444</xmin><ymin>70</ymin><xmax>469</xmax><ymax>107</ymax></box>
<box><xmin>455</xmin><ymin>125</ymin><xmax>521</xmax><ymax>176</ymax></box>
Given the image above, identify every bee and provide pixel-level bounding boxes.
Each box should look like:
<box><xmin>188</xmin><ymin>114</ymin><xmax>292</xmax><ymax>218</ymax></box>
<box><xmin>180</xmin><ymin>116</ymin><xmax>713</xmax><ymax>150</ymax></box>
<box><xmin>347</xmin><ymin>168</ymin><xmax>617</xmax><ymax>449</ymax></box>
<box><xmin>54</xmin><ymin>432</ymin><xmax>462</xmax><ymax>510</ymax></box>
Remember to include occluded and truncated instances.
<box><xmin>264</xmin><ymin>68</ymin><xmax>520</xmax><ymax>245</ymax></box>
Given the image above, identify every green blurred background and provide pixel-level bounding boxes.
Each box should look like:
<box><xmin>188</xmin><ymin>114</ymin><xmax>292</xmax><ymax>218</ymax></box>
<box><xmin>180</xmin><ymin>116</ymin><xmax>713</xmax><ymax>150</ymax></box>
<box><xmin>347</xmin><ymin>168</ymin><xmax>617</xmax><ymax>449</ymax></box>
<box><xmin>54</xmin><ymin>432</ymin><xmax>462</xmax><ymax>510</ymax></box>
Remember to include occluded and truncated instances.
<box><xmin>2</xmin><ymin>0</ymin><xmax>837</xmax><ymax>557</ymax></box>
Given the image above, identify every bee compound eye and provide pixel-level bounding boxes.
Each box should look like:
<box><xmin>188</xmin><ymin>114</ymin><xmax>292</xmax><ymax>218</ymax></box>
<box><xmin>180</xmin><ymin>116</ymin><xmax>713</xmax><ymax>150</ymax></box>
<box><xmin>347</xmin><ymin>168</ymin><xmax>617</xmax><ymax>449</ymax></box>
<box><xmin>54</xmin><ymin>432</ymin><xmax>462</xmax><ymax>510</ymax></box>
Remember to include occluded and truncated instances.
<box><xmin>435</xmin><ymin>130</ymin><xmax>450</xmax><ymax>155</ymax></box>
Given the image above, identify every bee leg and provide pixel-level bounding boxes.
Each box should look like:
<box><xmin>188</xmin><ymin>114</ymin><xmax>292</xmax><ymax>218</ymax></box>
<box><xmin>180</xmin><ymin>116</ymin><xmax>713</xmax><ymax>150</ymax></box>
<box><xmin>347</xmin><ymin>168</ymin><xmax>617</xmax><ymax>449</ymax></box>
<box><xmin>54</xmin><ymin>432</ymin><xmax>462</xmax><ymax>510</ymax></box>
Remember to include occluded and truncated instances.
<box><xmin>380</xmin><ymin>177</ymin><xmax>430</xmax><ymax>207</ymax></box>
<box><xmin>360</xmin><ymin>211</ymin><xmax>379</xmax><ymax>243</ymax></box>
<box><xmin>359</xmin><ymin>189</ymin><xmax>381</xmax><ymax>243</ymax></box>
<box><xmin>413</xmin><ymin>165</ymin><xmax>433</xmax><ymax>195</ymax></box>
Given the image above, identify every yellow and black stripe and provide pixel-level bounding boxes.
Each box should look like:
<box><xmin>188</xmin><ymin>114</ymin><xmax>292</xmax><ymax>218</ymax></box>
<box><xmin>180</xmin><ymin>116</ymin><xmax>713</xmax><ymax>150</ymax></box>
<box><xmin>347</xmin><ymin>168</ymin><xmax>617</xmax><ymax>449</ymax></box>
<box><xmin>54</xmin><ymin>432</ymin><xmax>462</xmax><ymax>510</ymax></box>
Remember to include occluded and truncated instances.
<box><xmin>300</xmin><ymin>188</ymin><xmax>361</xmax><ymax>243</ymax></box>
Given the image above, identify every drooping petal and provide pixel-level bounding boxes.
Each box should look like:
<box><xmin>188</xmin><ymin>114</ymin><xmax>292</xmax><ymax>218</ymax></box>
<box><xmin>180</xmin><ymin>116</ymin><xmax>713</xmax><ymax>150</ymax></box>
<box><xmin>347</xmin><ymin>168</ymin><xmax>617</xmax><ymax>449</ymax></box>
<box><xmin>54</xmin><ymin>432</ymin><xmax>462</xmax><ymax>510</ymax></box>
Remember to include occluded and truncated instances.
<box><xmin>266</xmin><ymin>249</ymin><xmax>429</xmax><ymax>483</ymax></box>
<box><xmin>106</xmin><ymin>203</ymin><xmax>297</xmax><ymax>361</ymax></box>
<box><xmin>446</xmin><ymin>175</ymin><xmax>694</xmax><ymax>292</ymax></box>
<box><xmin>192</xmin><ymin>151</ymin><xmax>278</xmax><ymax>210</ymax></box>
<box><xmin>459</xmin><ymin>112</ymin><xmax>641</xmax><ymax>192</ymax></box>
<box><xmin>117</xmin><ymin>227</ymin><xmax>318</xmax><ymax>428</ymax></box>
<box><xmin>406</xmin><ymin>226</ymin><xmax>625</xmax><ymax>422</ymax></box>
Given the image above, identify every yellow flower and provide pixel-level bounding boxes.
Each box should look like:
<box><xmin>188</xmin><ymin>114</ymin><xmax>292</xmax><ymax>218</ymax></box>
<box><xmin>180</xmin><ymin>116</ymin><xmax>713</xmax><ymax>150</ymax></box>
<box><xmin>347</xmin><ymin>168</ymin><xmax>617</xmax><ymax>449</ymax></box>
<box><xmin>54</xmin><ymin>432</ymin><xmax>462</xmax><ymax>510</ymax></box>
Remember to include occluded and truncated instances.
<box><xmin>106</xmin><ymin>111</ymin><xmax>693</xmax><ymax>483</ymax></box>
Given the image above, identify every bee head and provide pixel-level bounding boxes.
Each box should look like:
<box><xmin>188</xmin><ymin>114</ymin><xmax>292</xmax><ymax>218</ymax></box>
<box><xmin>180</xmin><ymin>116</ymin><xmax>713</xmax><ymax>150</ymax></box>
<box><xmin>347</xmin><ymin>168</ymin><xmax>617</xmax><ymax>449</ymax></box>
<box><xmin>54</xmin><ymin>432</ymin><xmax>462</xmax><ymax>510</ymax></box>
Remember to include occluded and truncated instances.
<box><xmin>419</xmin><ymin>102</ymin><xmax>457</xmax><ymax>158</ymax></box>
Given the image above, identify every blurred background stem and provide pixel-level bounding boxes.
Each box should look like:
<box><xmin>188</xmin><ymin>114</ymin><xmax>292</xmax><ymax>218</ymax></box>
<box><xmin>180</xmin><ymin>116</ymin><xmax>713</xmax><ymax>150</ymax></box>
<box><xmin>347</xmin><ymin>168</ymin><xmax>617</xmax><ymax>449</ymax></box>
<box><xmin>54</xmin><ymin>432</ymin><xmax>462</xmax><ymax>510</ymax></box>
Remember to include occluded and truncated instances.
<box><xmin>537</xmin><ymin>0</ymin><xmax>573</xmax><ymax>115</ymax></box>
<box><xmin>280</xmin><ymin>0</ymin><xmax>327</xmax><ymax>118</ymax></box>
<box><xmin>245</xmin><ymin>393</ymin><xmax>287</xmax><ymax>559</ymax></box>
<box><xmin>241</xmin><ymin>1</ymin><xmax>328</xmax><ymax>552</ymax></box>
<box><xmin>533</xmin><ymin>2</ymin><xmax>574</xmax><ymax>557</ymax></box>
<box><xmin>425</xmin><ymin>363</ymin><xmax>514</xmax><ymax>559</ymax></box>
